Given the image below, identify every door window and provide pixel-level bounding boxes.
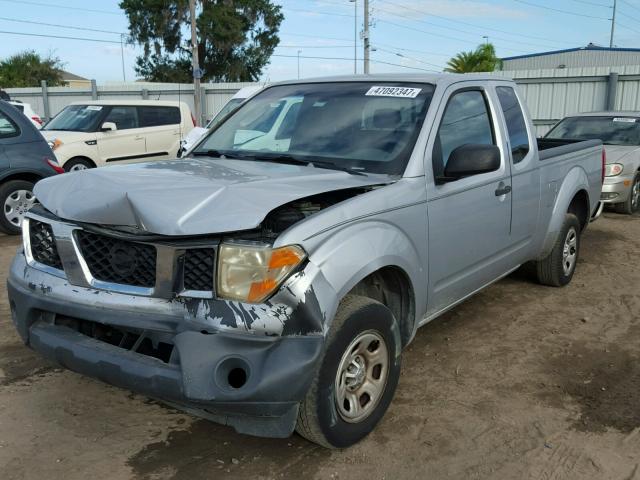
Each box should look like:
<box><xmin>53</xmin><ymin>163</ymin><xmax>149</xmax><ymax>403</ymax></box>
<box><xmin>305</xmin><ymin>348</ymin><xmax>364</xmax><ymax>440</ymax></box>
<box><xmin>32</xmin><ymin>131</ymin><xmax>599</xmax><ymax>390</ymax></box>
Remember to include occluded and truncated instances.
<box><xmin>139</xmin><ymin>106</ymin><xmax>181</xmax><ymax>127</ymax></box>
<box><xmin>0</xmin><ymin>111</ymin><xmax>19</xmax><ymax>138</ymax></box>
<box><xmin>104</xmin><ymin>106</ymin><xmax>139</xmax><ymax>130</ymax></box>
<box><xmin>496</xmin><ymin>86</ymin><xmax>530</xmax><ymax>163</ymax></box>
<box><xmin>433</xmin><ymin>90</ymin><xmax>495</xmax><ymax>177</ymax></box>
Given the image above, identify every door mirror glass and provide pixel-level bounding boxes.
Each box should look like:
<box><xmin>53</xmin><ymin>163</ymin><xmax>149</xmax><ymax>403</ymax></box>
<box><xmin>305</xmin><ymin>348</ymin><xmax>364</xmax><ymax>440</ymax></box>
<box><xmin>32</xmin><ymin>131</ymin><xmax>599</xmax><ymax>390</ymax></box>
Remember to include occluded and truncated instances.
<box><xmin>101</xmin><ymin>122</ymin><xmax>117</xmax><ymax>132</ymax></box>
<box><xmin>440</xmin><ymin>144</ymin><xmax>500</xmax><ymax>182</ymax></box>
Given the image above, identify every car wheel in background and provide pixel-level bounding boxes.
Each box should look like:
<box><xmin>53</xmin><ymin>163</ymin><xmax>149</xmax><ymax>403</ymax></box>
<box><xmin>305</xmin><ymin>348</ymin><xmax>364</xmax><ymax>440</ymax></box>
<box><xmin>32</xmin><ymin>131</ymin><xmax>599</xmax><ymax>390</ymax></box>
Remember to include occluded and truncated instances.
<box><xmin>0</xmin><ymin>180</ymin><xmax>36</xmax><ymax>235</ymax></box>
<box><xmin>535</xmin><ymin>213</ymin><xmax>581</xmax><ymax>287</ymax></box>
<box><xmin>64</xmin><ymin>157</ymin><xmax>94</xmax><ymax>172</ymax></box>
<box><xmin>614</xmin><ymin>174</ymin><xmax>640</xmax><ymax>215</ymax></box>
<box><xmin>296</xmin><ymin>295</ymin><xmax>402</xmax><ymax>448</ymax></box>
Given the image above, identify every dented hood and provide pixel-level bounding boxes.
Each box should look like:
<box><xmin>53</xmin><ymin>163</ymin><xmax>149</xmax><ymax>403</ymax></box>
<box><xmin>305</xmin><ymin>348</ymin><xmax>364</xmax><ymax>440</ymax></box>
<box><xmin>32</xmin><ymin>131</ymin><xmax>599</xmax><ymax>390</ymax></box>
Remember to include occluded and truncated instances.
<box><xmin>34</xmin><ymin>158</ymin><xmax>391</xmax><ymax>236</ymax></box>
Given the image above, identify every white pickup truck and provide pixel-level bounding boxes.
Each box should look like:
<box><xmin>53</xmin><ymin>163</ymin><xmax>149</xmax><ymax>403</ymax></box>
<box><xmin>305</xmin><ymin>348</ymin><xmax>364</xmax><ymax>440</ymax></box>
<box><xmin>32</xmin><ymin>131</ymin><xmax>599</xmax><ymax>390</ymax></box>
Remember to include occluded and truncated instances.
<box><xmin>8</xmin><ymin>74</ymin><xmax>603</xmax><ymax>448</ymax></box>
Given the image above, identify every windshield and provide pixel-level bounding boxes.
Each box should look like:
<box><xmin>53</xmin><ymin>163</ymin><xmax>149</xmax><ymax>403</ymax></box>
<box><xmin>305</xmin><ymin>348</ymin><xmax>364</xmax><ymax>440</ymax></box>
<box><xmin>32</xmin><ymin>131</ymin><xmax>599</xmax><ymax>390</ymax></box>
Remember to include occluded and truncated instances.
<box><xmin>43</xmin><ymin>104</ymin><xmax>105</xmax><ymax>132</ymax></box>
<box><xmin>193</xmin><ymin>82</ymin><xmax>435</xmax><ymax>175</ymax></box>
<box><xmin>206</xmin><ymin>98</ymin><xmax>244</xmax><ymax>130</ymax></box>
<box><xmin>546</xmin><ymin>116</ymin><xmax>640</xmax><ymax>146</ymax></box>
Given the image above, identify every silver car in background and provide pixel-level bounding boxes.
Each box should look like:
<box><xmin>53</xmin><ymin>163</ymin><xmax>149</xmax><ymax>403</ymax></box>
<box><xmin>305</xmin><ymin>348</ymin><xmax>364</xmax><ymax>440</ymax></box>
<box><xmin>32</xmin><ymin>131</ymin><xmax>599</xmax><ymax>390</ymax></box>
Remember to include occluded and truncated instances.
<box><xmin>545</xmin><ymin>112</ymin><xmax>640</xmax><ymax>214</ymax></box>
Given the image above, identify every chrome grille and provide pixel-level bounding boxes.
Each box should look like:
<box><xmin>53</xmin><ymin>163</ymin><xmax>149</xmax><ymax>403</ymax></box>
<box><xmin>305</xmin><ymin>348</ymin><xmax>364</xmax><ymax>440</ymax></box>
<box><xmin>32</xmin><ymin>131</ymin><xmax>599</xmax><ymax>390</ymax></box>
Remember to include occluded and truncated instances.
<box><xmin>183</xmin><ymin>248</ymin><xmax>215</xmax><ymax>291</ymax></box>
<box><xmin>29</xmin><ymin>220</ymin><xmax>63</xmax><ymax>269</ymax></box>
<box><xmin>76</xmin><ymin>231</ymin><xmax>156</xmax><ymax>288</ymax></box>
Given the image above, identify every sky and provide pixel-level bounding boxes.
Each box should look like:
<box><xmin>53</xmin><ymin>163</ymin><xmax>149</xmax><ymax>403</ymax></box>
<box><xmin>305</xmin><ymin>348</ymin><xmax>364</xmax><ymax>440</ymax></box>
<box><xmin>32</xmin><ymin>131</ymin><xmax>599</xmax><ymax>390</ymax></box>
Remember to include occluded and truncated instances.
<box><xmin>0</xmin><ymin>0</ymin><xmax>637</xmax><ymax>84</ymax></box>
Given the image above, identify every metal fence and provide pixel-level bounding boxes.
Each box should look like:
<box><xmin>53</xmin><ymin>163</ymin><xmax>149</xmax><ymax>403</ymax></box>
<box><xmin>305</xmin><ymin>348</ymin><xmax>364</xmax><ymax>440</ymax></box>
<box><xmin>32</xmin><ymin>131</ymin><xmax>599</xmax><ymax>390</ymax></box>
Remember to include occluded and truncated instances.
<box><xmin>6</xmin><ymin>80</ymin><xmax>260</xmax><ymax>126</ymax></box>
<box><xmin>7</xmin><ymin>66</ymin><xmax>640</xmax><ymax>135</ymax></box>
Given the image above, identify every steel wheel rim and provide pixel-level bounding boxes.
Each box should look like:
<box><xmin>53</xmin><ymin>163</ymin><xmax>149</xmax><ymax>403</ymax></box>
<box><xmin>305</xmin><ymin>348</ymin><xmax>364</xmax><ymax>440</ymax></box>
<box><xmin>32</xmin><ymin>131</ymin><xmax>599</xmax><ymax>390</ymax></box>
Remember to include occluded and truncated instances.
<box><xmin>334</xmin><ymin>330</ymin><xmax>389</xmax><ymax>423</ymax></box>
<box><xmin>69</xmin><ymin>163</ymin><xmax>88</xmax><ymax>171</ymax></box>
<box><xmin>4</xmin><ymin>189</ymin><xmax>35</xmax><ymax>227</ymax></box>
<box><xmin>632</xmin><ymin>178</ymin><xmax>640</xmax><ymax>210</ymax></box>
<box><xmin>562</xmin><ymin>226</ymin><xmax>578</xmax><ymax>276</ymax></box>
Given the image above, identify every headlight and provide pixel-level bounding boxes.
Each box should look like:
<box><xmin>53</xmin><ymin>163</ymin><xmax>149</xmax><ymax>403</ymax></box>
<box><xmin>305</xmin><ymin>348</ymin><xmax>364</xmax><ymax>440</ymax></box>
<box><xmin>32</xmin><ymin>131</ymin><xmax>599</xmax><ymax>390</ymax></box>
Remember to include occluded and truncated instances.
<box><xmin>216</xmin><ymin>243</ymin><xmax>306</xmax><ymax>303</ymax></box>
<box><xmin>47</xmin><ymin>138</ymin><xmax>63</xmax><ymax>151</ymax></box>
<box><xmin>605</xmin><ymin>163</ymin><xmax>624</xmax><ymax>176</ymax></box>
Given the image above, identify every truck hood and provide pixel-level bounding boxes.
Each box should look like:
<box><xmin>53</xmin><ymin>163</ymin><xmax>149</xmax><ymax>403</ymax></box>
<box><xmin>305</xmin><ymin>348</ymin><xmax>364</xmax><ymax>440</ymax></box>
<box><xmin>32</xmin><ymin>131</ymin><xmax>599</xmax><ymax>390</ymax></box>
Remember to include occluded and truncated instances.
<box><xmin>604</xmin><ymin>145</ymin><xmax>640</xmax><ymax>164</ymax></box>
<box><xmin>34</xmin><ymin>158</ymin><xmax>392</xmax><ymax>236</ymax></box>
<box><xmin>40</xmin><ymin>130</ymin><xmax>93</xmax><ymax>144</ymax></box>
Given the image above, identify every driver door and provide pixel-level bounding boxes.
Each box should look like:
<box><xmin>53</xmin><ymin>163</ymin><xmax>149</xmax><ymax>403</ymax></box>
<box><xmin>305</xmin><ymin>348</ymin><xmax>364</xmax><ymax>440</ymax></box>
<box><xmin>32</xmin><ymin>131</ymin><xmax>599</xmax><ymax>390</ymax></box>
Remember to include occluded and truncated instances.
<box><xmin>426</xmin><ymin>85</ymin><xmax>513</xmax><ymax>317</ymax></box>
<box><xmin>97</xmin><ymin>106</ymin><xmax>146</xmax><ymax>165</ymax></box>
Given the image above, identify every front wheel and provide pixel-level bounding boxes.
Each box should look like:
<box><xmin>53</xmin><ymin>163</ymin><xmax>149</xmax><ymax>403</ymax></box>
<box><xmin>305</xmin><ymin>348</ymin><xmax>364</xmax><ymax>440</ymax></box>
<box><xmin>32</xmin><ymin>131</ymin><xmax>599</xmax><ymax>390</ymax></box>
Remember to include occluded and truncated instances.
<box><xmin>614</xmin><ymin>174</ymin><xmax>640</xmax><ymax>215</ymax></box>
<box><xmin>296</xmin><ymin>295</ymin><xmax>402</xmax><ymax>448</ymax></box>
<box><xmin>64</xmin><ymin>157</ymin><xmax>94</xmax><ymax>172</ymax></box>
<box><xmin>535</xmin><ymin>213</ymin><xmax>581</xmax><ymax>287</ymax></box>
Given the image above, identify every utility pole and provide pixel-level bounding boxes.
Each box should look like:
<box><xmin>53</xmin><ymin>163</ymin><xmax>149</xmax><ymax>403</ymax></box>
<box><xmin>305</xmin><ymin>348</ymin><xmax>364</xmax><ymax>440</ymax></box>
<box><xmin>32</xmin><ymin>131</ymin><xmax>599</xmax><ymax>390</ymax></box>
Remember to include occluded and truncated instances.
<box><xmin>297</xmin><ymin>50</ymin><xmax>302</xmax><ymax>79</ymax></box>
<box><xmin>120</xmin><ymin>33</ymin><xmax>126</xmax><ymax>82</ymax></box>
<box><xmin>189</xmin><ymin>0</ymin><xmax>202</xmax><ymax>127</ymax></box>
<box><xmin>610</xmin><ymin>0</ymin><xmax>617</xmax><ymax>48</ymax></box>
<box><xmin>350</xmin><ymin>0</ymin><xmax>357</xmax><ymax>74</ymax></box>
<box><xmin>363</xmin><ymin>0</ymin><xmax>370</xmax><ymax>74</ymax></box>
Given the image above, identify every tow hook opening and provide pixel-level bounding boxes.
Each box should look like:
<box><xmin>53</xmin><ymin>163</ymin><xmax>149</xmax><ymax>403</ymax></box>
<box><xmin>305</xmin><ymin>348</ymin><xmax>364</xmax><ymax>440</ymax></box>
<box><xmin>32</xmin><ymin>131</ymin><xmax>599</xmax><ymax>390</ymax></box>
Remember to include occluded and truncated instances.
<box><xmin>216</xmin><ymin>357</ymin><xmax>250</xmax><ymax>390</ymax></box>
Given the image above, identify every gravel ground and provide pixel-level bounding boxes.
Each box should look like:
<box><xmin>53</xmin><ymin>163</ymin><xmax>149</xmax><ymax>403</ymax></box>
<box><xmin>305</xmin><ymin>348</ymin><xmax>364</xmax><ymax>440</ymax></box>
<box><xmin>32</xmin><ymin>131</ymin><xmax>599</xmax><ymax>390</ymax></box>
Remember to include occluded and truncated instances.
<box><xmin>0</xmin><ymin>211</ymin><xmax>639</xmax><ymax>480</ymax></box>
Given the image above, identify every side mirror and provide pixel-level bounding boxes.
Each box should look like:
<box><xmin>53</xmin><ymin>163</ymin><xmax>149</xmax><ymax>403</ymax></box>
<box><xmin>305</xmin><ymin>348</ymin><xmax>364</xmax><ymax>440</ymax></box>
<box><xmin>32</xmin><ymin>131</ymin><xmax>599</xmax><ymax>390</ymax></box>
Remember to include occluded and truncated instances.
<box><xmin>100</xmin><ymin>122</ymin><xmax>117</xmax><ymax>132</ymax></box>
<box><xmin>438</xmin><ymin>144</ymin><xmax>501</xmax><ymax>183</ymax></box>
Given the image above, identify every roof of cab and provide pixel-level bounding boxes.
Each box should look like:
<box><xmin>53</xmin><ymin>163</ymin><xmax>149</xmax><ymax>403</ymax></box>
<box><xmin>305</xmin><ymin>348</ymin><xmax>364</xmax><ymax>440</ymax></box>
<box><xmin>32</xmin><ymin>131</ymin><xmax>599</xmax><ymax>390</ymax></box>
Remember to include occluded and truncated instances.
<box><xmin>69</xmin><ymin>99</ymin><xmax>189</xmax><ymax>107</ymax></box>
<box><xmin>271</xmin><ymin>73</ymin><xmax>514</xmax><ymax>87</ymax></box>
<box><xmin>569</xmin><ymin>111</ymin><xmax>640</xmax><ymax>117</ymax></box>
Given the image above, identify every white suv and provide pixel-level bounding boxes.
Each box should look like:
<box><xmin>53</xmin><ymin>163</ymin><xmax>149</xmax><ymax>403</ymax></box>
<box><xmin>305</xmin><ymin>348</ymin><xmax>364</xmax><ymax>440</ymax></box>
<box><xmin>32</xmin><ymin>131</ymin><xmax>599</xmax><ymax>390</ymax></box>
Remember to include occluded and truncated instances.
<box><xmin>8</xmin><ymin>101</ymin><xmax>43</xmax><ymax>128</ymax></box>
<box><xmin>41</xmin><ymin>100</ymin><xmax>194</xmax><ymax>171</ymax></box>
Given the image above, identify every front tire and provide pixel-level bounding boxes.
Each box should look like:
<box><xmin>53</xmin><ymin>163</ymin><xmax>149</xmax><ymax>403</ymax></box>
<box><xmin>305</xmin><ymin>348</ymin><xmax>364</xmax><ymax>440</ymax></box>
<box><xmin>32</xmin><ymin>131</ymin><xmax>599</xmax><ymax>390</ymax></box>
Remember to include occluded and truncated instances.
<box><xmin>296</xmin><ymin>295</ymin><xmax>402</xmax><ymax>448</ymax></box>
<box><xmin>614</xmin><ymin>174</ymin><xmax>640</xmax><ymax>215</ymax></box>
<box><xmin>64</xmin><ymin>157</ymin><xmax>94</xmax><ymax>172</ymax></box>
<box><xmin>0</xmin><ymin>180</ymin><xmax>36</xmax><ymax>235</ymax></box>
<box><xmin>535</xmin><ymin>213</ymin><xmax>581</xmax><ymax>287</ymax></box>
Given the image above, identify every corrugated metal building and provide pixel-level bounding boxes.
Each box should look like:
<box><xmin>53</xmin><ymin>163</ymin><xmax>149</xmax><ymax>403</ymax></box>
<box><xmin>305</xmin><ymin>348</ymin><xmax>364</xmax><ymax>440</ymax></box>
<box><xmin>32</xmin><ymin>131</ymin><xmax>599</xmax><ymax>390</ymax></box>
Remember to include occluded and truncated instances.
<box><xmin>501</xmin><ymin>45</ymin><xmax>640</xmax><ymax>71</ymax></box>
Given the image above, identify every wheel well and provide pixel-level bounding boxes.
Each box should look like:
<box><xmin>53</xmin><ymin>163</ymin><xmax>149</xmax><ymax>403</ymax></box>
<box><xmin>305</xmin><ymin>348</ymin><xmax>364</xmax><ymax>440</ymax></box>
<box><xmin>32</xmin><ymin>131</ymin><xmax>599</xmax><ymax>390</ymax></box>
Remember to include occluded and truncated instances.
<box><xmin>348</xmin><ymin>266</ymin><xmax>415</xmax><ymax>346</ymax></box>
<box><xmin>568</xmin><ymin>189</ymin><xmax>589</xmax><ymax>231</ymax></box>
<box><xmin>67</xmin><ymin>156</ymin><xmax>97</xmax><ymax>168</ymax></box>
<box><xmin>0</xmin><ymin>172</ymin><xmax>43</xmax><ymax>185</ymax></box>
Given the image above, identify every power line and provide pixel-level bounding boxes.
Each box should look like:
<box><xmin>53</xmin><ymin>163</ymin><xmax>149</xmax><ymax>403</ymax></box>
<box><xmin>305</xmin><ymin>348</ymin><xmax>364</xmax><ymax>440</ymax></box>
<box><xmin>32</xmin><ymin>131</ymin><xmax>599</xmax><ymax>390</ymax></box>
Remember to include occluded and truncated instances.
<box><xmin>620</xmin><ymin>0</ymin><xmax>640</xmax><ymax>13</ymax></box>
<box><xmin>272</xmin><ymin>53</ymin><xmax>436</xmax><ymax>72</ymax></box>
<box><xmin>277</xmin><ymin>44</ymin><xmax>354</xmax><ymax>48</ymax></box>
<box><xmin>372</xmin><ymin>2</ymin><xmax>564</xmax><ymax>50</ymax></box>
<box><xmin>0</xmin><ymin>29</ymin><xmax>121</xmax><ymax>44</ymax></box>
<box><xmin>0</xmin><ymin>16</ymin><xmax>123</xmax><ymax>35</ymax></box>
<box><xmin>282</xmin><ymin>31</ymin><xmax>354</xmax><ymax>42</ymax></box>
<box><xmin>374</xmin><ymin>46</ymin><xmax>445</xmax><ymax>69</ymax></box>
<box><xmin>616</xmin><ymin>20</ymin><xmax>640</xmax><ymax>33</ymax></box>
<box><xmin>566</xmin><ymin>0</ymin><xmax>612</xmax><ymax>7</ymax></box>
<box><xmin>376</xmin><ymin>0</ymin><xmax>574</xmax><ymax>47</ymax></box>
<box><xmin>0</xmin><ymin>0</ymin><xmax>121</xmax><ymax>15</ymax></box>
<box><xmin>512</xmin><ymin>0</ymin><xmax>610</xmax><ymax>19</ymax></box>
<box><xmin>283</xmin><ymin>7</ymin><xmax>354</xmax><ymax>18</ymax></box>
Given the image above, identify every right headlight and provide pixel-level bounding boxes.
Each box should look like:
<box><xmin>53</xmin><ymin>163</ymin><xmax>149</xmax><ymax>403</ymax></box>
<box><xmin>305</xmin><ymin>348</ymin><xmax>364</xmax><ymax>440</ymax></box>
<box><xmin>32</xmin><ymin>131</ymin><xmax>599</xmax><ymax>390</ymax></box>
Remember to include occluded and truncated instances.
<box><xmin>47</xmin><ymin>138</ymin><xmax>63</xmax><ymax>151</ymax></box>
<box><xmin>216</xmin><ymin>243</ymin><xmax>306</xmax><ymax>303</ymax></box>
<box><xmin>605</xmin><ymin>163</ymin><xmax>624</xmax><ymax>176</ymax></box>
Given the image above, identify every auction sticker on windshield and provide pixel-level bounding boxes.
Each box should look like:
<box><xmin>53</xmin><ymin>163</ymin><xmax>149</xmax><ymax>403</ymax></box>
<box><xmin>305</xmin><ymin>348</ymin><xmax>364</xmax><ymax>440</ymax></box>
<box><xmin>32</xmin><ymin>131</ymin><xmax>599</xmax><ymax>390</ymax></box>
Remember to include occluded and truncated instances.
<box><xmin>613</xmin><ymin>117</ymin><xmax>636</xmax><ymax>123</ymax></box>
<box><xmin>365</xmin><ymin>86</ymin><xmax>422</xmax><ymax>98</ymax></box>
<box><xmin>86</xmin><ymin>106</ymin><xmax>103</xmax><ymax>111</ymax></box>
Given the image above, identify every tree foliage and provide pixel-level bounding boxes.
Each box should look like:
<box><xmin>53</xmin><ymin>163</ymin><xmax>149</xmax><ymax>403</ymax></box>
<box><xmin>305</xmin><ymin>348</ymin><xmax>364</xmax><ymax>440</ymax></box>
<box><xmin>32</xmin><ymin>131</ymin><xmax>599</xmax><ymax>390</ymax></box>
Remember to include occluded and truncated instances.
<box><xmin>120</xmin><ymin>0</ymin><xmax>284</xmax><ymax>82</ymax></box>
<box><xmin>444</xmin><ymin>44</ymin><xmax>502</xmax><ymax>73</ymax></box>
<box><xmin>0</xmin><ymin>51</ymin><xmax>64</xmax><ymax>88</ymax></box>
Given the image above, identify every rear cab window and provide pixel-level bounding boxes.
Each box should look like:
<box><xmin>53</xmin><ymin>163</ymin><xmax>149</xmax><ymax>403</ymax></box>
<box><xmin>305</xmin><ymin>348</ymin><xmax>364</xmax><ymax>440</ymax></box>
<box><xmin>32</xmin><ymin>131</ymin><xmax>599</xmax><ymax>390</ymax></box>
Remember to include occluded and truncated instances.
<box><xmin>496</xmin><ymin>86</ymin><xmax>530</xmax><ymax>163</ymax></box>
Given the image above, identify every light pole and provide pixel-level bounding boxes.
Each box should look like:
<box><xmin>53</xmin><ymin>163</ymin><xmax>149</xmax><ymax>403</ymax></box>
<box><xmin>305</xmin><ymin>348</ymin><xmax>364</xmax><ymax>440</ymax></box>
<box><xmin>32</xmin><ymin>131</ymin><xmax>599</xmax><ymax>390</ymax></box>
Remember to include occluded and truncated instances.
<box><xmin>482</xmin><ymin>35</ymin><xmax>489</xmax><ymax>45</ymax></box>
<box><xmin>363</xmin><ymin>0</ymin><xmax>370</xmax><ymax>74</ymax></box>
<box><xmin>120</xmin><ymin>33</ymin><xmax>126</xmax><ymax>82</ymax></box>
<box><xmin>610</xmin><ymin>0</ymin><xmax>617</xmax><ymax>47</ymax></box>
<box><xmin>350</xmin><ymin>0</ymin><xmax>357</xmax><ymax>74</ymax></box>
<box><xmin>297</xmin><ymin>50</ymin><xmax>302</xmax><ymax>79</ymax></box>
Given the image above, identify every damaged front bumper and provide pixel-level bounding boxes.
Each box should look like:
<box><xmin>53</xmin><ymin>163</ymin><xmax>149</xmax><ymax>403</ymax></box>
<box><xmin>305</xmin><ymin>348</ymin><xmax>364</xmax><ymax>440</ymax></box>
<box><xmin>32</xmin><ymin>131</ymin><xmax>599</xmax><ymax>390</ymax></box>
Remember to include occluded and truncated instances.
<box><xmin>7</xmin><ymin>251</ymin><xmax>337</xmax><ymax>438</ymax></box>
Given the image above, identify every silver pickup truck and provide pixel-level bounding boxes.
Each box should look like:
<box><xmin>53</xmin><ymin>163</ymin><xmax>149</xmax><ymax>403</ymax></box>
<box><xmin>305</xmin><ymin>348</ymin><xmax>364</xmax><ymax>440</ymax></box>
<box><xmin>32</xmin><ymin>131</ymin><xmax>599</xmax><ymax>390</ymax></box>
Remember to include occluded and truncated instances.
<box><xmin>7</xmin><ymin>74</ymin><xmax>603</xmax><ymax>448</ymax></box>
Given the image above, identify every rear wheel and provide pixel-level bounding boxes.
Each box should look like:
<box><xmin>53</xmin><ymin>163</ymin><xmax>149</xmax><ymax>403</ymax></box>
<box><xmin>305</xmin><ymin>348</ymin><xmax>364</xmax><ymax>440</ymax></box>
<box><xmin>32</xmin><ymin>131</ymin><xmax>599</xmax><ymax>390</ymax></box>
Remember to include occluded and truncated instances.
<box><xmin>614</xmin><ymin>174</ymin><xmax>640</xmax><ymax>215</ymax></box>
<box><xmin>296</xmin><ymin>295</ymin><xmax>402</xmax><ymax>448</ymax></box>
<box><xmin>64</xmin><ymin>157</ymin><xmax>94</xmax><ymax>172</ymax></box>
<box><xmin>0</xmin><ymin>180</ymin><xmax>36</xmax><ymax>235</ymax></box>
<box><xmin>535</xmin><ymin>213</ymin><xmax>581</xmax><ymax>287</ymax></box>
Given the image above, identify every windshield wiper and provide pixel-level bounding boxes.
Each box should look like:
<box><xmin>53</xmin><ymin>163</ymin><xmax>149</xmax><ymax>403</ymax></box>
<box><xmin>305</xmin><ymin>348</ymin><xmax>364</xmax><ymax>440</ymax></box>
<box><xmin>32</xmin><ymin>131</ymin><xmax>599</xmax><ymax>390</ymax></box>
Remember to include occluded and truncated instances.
<box><xmin>240</xmin><ymin>153</ymin><xmax>367</xmax><ymax>176</ymax></box>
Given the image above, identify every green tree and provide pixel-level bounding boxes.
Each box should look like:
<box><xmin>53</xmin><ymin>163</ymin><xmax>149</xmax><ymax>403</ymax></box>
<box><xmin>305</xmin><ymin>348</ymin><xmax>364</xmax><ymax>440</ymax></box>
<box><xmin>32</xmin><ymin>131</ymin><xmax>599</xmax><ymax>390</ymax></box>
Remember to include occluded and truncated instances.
<box><xmin>120</xmin><ymin>0</ymin><xmax>284</xmax><ymax>82</ymax></box>
<box><xmin>0</xmin><ymin>51</ymin><xmax>64</xmax><ymax>88</ymax></box>
<box><xmin>444</xmin><ymin>44</ymin><xmax>502</xmax><ymax>73</ymax></box>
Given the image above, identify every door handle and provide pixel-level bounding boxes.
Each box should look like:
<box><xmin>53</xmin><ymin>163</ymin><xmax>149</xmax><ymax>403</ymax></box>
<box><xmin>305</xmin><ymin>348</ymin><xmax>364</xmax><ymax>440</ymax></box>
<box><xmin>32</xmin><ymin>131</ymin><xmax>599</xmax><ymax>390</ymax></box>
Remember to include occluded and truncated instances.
<box><xmin>495</xmin><ymin>183</ymin><xmax>512</xmax><ymax>196</ymax></box>
<box><xmin>134</xmin><ymin>135</ymin><xmax>144</xmax><ymax>141</ymax></box>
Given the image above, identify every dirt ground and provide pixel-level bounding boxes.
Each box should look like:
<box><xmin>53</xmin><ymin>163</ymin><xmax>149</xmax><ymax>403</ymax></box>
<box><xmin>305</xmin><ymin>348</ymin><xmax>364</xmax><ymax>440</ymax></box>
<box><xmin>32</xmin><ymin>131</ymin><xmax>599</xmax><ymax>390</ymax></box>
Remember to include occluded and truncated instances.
<box><xmin>1</xmin><ymin>211</ymin><xmax>639</xmax><ymax>480</ymax></box>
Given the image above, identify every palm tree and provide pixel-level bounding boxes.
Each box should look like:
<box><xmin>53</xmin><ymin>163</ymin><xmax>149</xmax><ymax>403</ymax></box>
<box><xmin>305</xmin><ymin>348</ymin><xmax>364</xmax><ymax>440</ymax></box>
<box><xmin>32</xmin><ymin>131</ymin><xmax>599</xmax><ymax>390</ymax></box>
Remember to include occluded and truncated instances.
<box><xmin>445</xmin><ymin>44</ymin><xmax>502</xmax><ymax>73</ymax></box>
